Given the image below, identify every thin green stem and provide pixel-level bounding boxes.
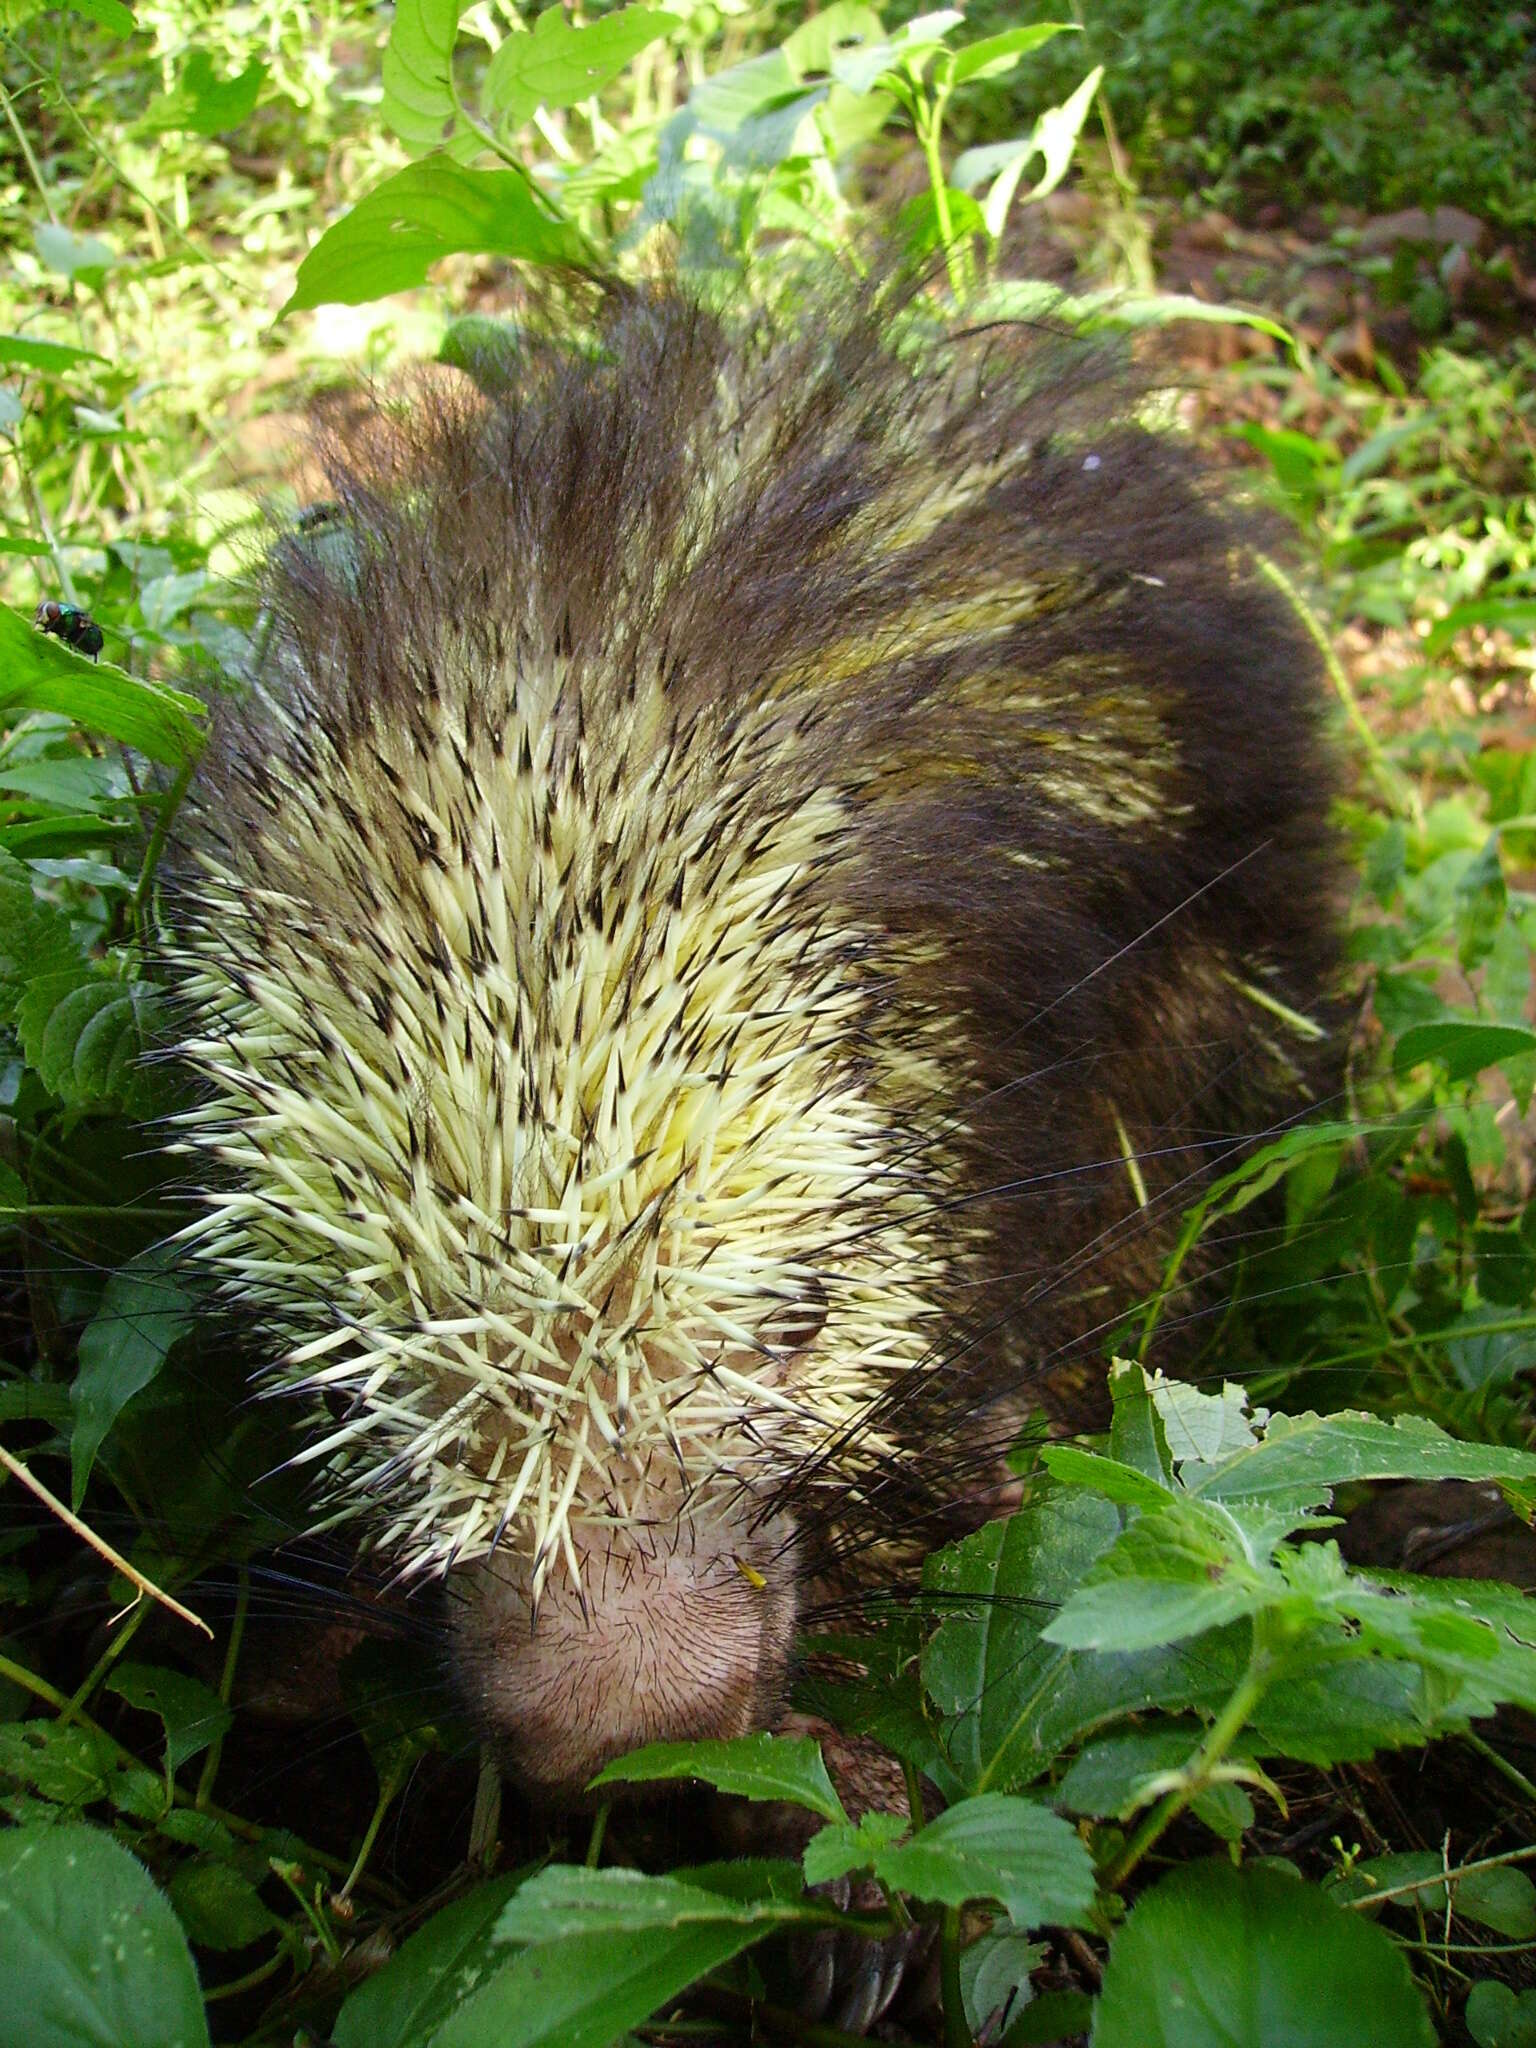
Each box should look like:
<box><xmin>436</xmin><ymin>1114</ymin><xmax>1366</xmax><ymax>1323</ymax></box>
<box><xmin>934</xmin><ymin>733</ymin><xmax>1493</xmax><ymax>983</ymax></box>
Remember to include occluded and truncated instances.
<box><xmin>134</xmin><ymin>751</ymin><xmax>199</xmax><ymax>922</ymax></box>
<box><xmin>1102</xmin><ymin>1644</ymin><xmax>1280</xmax><ymax>1890</ymax></box>
<box><xmin>202</xmin><ymin>1952</ymin><xmax>289</xmax><ymax>2003</ymax></box>
<box><xmin>0</xmin><ymin>70</ymin><xmax>58</xmax><ymax>224</ymax></box>
<box><xmin>468</xmin><ymin>1746</ymin><xmax>502</xmax><ymax>1867</ymax></box>
<box><xmin>195</xmin><ymin>1566</ymin><xmax>249</xmax><ymax>1809</ymax></box>
<box><xmin>61</xmin><ymin>1596</ymin><xmax>150</xmax><ymax>1725</ymax></box>
<box><xmin>338</xmin><ymin>1762</ymin><xmax>406</xmax><ymax>1901</ymax></box>
<box><xmin>940</xmin><ymin>1902</ymin><xmax>973</xmax><ymax>2048</ymax></box>
<box><xmin>585</xmin><ymin>1798</ymin><xmax>611</xmax><ymax>1868</ymax></box>
<box><xmin>1463</xmin><ymin>1730</ymin><xmax>1536</xmax><ymax>1807</ymax></box>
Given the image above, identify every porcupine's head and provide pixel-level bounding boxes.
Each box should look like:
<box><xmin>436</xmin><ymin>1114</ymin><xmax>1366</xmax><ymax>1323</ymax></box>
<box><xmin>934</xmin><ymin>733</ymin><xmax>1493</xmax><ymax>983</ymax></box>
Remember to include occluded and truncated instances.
<box><xmin>167</xmin><ymin>281</ymin><xmax>1334</xmax><ymax>1799</ymax></box>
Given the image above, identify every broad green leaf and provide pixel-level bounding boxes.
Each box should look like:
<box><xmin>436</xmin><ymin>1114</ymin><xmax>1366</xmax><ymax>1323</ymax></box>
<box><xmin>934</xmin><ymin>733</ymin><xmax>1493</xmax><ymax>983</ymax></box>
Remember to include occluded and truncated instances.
<box><xmin>33</xmin><ymin>224</ymin><xmax>115</xmax><ymax>284</ymax></box>
<box><xmin>0</xmin><ymin>1822</ymin><xmax>211</xmax><ymax>2048</ymax></box>
<box><xmin>868</xmin><ymin>1795</ymin><xmax>1094</xmax><ymax>1928</ymax></box>
<box><xmin>1039</xmin><ymin>1447</ymin><xmax>1174</xmax><ymax>1507</ymax></box>
<box><xmin>1395</xmin><ymin>1018</ymin><xmax>1536</xmax><ymax>1081</ymax></box>
<box><xmin>141</xmin><ymin>52</ymin><xmax>265</xmax><ymax>135</ymax></box>
<box><xmin>62</xmin><ymin>0</ymin><xmax>135</xmax><ymax>31</ymax></box>
<box><xmin>945</xmin><ymin>22</ymin><xmax>1075</xmax><ymax>88</ymax></box>
<box><xmin>1466</xmin><ymin>1981</ymin><xmax>1536</xmax><ymax>2048</ymax></box>
<box><xmin>382</xmin><ymin>0</ymin><xmax>471</xmax><ymax>157</ymax></box>
<box><xmin>1151</xmin><ymin>1378</ymin><xmax>1263</xmax><ymax>1465</ymax></box>
<box><xmin>801</xmin><ymin>1810</ymin><xmax>910</xmax><ymax>1886</ymax></box>
<box><xmin>104</xmin><ymin>1664</ymin><xmax>231</xmax><ymax>1776</ymax></box>
<box><xmin>332</xmin><ymin>1872</ymin><xmax>528</xmax><ymax>2048</ymax></box>
<box><xmin>1108</xmin><ymin>1357</ymin><xmax>1174</xmax><ymax>1481</ymax></box>
<box><xmin>71</xmin><ymin>1250</ymin><xmax>194</xmax><ymax>1505</ymax></box>
<box><xmin>431</xmin><ymin>1920</ymin><xmax>775</xmax><ymax>2048</ymax></box>
<box><xmin>0</xmin><ymin>1721</ymin><xmax>161</xmax><ymax>1818</ymax></box>
<box><xmin>920</xmin><ymin>1498</ymin><xmax>1241</xmax><ymax>1794</ymax></box>
<box><xmin>1335</xmin><ymin>1853</ymin><xmax>1536</xmax><ymax>1937</ymax></box>
<box><xmin>962</xmin><ymin>1926</ymin><xmax>1048</xmax><ymax>2039</ymax></box>
<box><xmin>484</xmin><ymin>6</ymin><xmax>679</xmax><ymax>131</ymax></box>
<box><xmin>282</xmin><ymin>161</ymin><xmax>587</xmax><ymax>315</ymax></box>
<box><xmin>165</xmin><ymin>1858</ymin><xmax>276</xmax><ymax>1950</ymax></box>
<box><xmin>1058</xmin><ymin>1726</ymin><xmax>1254</xmax><ymax>1828</ymax></box>
<box><xmin>1043</xmin><ymin>1500</ymin><xmax>1274</xmax><ymax>1653</ymax></box>
<box><xmin>0</xmin><ymin>844</ymin><xmax>86</xmax><ymax>1020</ymax></box>
<box><xmin>1192</xmin><ymin>1411</ymin><xmax>1536</xmax><ymax>1506</ymax></box>
<box><xmin>780</xmin><ymin>2</ymin><xmax>883</xmax><ymax>76</ymax></box>
<box><xmin>16</xmin><ymin>971</ymin><xmax>162</xmax><ymax>1114</ymax></box>
<box><xmin>590</xmin><ymin>1732</ymin><xmax>845</xmax><ymax>1820</ymax></box>
<box><xmin>0</xmin><ymin>605</ymin><xmax>205</xmax><ymax>763</ymax></box>
<box><xmin>495</xmin><ymin>1863</ymin><xmax>807</xmax><ymax>1945</ymax></box>
<box><xmin>1094</xmin><ymin>1861</ymin><xmax>1436</xmax><ymax>2048</ymax></box>
<box><xmin>0</xmin><ymin>335</ymin><xmax>108</xmax><ymax>374</ymax></box>
<box><xmin>1016</xmin><ymin>66</ymin><xmax>1102</xmax><ymax>202</ymax></box>
<box><xmin>1427</xmin><ymin>599</ymin><xmax>1536</xmax><ymax>656</ymax></box>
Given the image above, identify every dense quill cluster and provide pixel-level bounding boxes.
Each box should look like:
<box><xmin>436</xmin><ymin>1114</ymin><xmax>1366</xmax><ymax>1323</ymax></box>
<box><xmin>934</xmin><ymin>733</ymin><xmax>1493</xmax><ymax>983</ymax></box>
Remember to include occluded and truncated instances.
<box><xmin>168</xmin><ymin>279</ymin><xmax>1336</xmax><ymax>1616</ymax></box>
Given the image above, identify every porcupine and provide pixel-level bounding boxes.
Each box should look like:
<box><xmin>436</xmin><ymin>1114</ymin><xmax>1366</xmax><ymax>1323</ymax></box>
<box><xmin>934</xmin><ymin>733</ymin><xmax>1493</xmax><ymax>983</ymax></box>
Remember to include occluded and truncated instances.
<box><xmin>165</xmin><ymin>275</ymin><xmax>1337</xmax><ymax>1808</ymax></box>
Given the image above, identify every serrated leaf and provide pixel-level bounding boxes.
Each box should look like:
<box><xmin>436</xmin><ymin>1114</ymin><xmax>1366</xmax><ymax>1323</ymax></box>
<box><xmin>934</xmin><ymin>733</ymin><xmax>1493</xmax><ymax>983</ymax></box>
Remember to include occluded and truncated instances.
<box><xmin>0</xmin><ymin>604</ymin><xmax>205</xmax><ymax>763</ymax></box>
<box><xmin>0</xmin><ymin>1822</ymin><xmax>210</xmax><ymax>2048</ymax></box>
<box><xmin>1094</xmin><ymin>1860</ymin><xmax>1436</xmax><ymax>2048</ymax></box>
<box><xmin>484</xmin><ymin>6</ymin><xmax>679</xmax><ymax>131</ymax></box>
<box><xmin>105</xmin><ymin>1664</ymin><xmax>232</xmax><ymax>1776</ymax></box>
<box><xmin>1043</xmin><ymin>1500</ymin><xmax>1274</xmax><ymax>1653</ymax></box>
<box><xmin>71</xmin><ymin>1250</ymin><xmax>194</xmax><ymax>1505</ymax></box>
<box><xmin>0</xmin><ymin>1721</ymin><xmax>161</xmax><ymax>1818</ymax></box>
<box><xmin>331</xmin><ymin>1872</ymin><xmax>528</xmax><ymax>2048</ymax></box>
<box><xmin>870</xmin><ymin>1795</ymin><xmax>1094</xmax><ymax>1928</ymax></box>
<box><xmin>15</xmin><ymin>970</ymin><xmax>161</xmax><ymax>1112</ymax></box>
<box><xmin>1191</xmin><ymin>1411</ymin><xmax>1536</xmax><ymax>1506</ymax></box>
<box><xmin>282</xmin><ymin>160</ymin><xmax>587</xmax><ymax>315</ymax></box>
<box><xmin>0</xmin><ymin>845</ymin><xmax>87</xmax><ymax>1021</ymax></box>
<box><xmin>589</xmin><ymin>1732</ymin><xmax>845</xmax><ymax>1820</ymax></box>
<box><xmin>920</xmin><ymin>1499</ymin><xmax>1243</xmax><ymax>1794</ymax></box>
<box><xmin>801</xmin><ymin>1810</ymin><xmax>910</xmax><ymax>1886</ymax></box>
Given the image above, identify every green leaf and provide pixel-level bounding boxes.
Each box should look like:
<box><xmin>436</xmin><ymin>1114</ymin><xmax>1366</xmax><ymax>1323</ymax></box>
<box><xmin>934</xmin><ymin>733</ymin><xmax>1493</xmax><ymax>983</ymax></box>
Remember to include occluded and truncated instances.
<box><xmin>16</xmin><ymin>971</ymin><xmax>162</xmax><ymax>1114</ymax></box>
<box><xmin>165</xmin><ymin>1858</ymin><xmax>276</xmax><ymax>1951</ymax></box>
<box><xmin>920</xmin><ymin>1496</ymin><xmax>1240</xmax><ymax>1794</ymax></box>
<box><xmin>484</xmin><ymin>6</ymin><xmax>679</xmax><ymax>131</ymax></box>
<box><xmin>945</xmin><ymin>22</ymin><xmax>1076</xmax><ymax>88</ymax></box>
<box><xmin>0</xmin><ymin>335</ymin><xmax>108</xmax><ymax>374</ymax></box>
<box><xmin>494</xmin><ymin>1862</ymin><xmax>806</xmax><ymax>1945</ymax></box>
<box><xmin>1094</xmin><ymin>1861</ymin><xmax>1436</xmax><ymax>2048</ymax></box>
<box><xmin>867</xmin><ymin>1795</ymin><xmax>1094</xmax><ymax>1928</ymax></box>
<box><xmin>1043</xmin><ymin>1500</ymin><xmax>1274</xmax><ymax>1653</ymax></box>
<box><xmin>0</xmin><ymin>844</ymin><xmax>86</xmax><ymax>1021</ymax></box>
<box><xmin>1058</xmin><ymin>1726</ymin><xmax>1253</xmax><ymax>1830</ymax></box>
<box><xmin>105</xmin><ymin>1664</ymin><xmax>232</xmax><ymax>1776</ymax></box>
<box><xmin>589</xmin><ymin>1733</ymin><xmax>846</xmax><ymax>1820</ymax></box>
<box><xmin>33</xmin><ymin>224</ymin><xmax>116</xmax><ymax>286</ymax></box>
<box><xmin>282</xmin><ymin>160</ymin><xmax>588</xmax><ymax>315</ymax></box>
<box><xmin>1427</xmin><ymin>599</ymin><xmax>1536</xmax><ymax>657</ymax></box>
<box><xmin>0</xmin><ymin>1721</ymin><xmax>161</xmax><ymax>1818</ymax></box>
<box><xmin>1191</xmin><ymin>1411</ymin><xmax>1536</xmax><ymax>1507</ymax></box>
<box><xmin>61</xmin><ymin>0</ymin><xmax>135</xmax><ymax>31</ymax></box>
<box><xmin>1466</xmin><ymin>1980</ymin><xmax>1536</xmax><ymax>2048</ymax></box>
<box><xmin>71</xmin><ymin>1250</ymin><xmax>194</xmax><ymax>1505</ymax></box>
<box><xmin>331</xmin><ymin>1873</ymin><xmax>528</xmax><ymax>2048</ymax></box>
<box><xmin>431</xmin><ymin>1922</ymin><xmax>772</xmax><ymax>2048</ymax></box>
<box><xmin>961</xmin><ymin>1925</ymin><xmax>1047</xmax><ymax>2038</ymax></box>
<box><xmin>382</xmin><ymin>0</ymin><xmax>477</xmax><ymax>159</ymax></box>
<box><xmin>0</xmin><ymin>1822</ymin><xmax>211</xmax><ymax>2048</ymax></box>
<box><xmin>801</xmin><ymin>1810</ymin><xmax>910</xmax><ymax>1886</ymax></box>
<box><xmin>1395</xmin><ymin>1018</ymin><xmax>1536</xmax><ymax>1082</ymax></box>
<box><xmin>141</xmin><ymin>52</ymin><xmax>265</xmax><ymax>135</ymax></box>
<box><xmin>0</xmin><ymin>605</ymin><xmax>205</xmax><ymax>764</ymax></box>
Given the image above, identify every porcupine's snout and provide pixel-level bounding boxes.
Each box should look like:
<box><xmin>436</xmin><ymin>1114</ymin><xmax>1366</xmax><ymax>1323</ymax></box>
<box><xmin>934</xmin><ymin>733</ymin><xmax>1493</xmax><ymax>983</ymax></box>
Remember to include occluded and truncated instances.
<box><xmin>447</xmin><ymin>1506</ymin><xmax>801</xmax><ymax>1801</ymax></box>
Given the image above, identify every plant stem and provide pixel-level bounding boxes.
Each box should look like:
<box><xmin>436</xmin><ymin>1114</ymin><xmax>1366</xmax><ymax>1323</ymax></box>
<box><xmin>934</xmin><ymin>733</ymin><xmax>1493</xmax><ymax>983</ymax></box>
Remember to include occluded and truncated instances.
<box><xmin>585</xmin><ymin>1798</ymin><xmax>611</xmax><ymax>1867</ymax></box>
<box><xmin>195</xmin><ymin>1566</ymin><xmax>249</xmax><ymax>1809</ymax></box>
<box><xmin>940</xmin><ymin>1902</ymin><xmax>973</xmax><ymax>2048</ymax></box>
<box><xmin>1464</xmin><ymin>1729</ymin><xmax>1536</xmax><ymax>1807</ymax></box>
<box><xmin>1102</xmin><ymin>1645</ymin><xmax>1279</xmax><ymax>1890</ymax></box>
<box><xmin>0</xmin><ymin>69</ymin><xmax>58</xmax><ymax>224</ymax></box>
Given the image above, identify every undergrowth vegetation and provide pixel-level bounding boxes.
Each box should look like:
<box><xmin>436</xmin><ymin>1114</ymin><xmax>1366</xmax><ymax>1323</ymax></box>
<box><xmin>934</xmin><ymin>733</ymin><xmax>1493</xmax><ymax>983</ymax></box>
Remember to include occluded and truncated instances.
<box><xmin>0</xmin><ymin>4</ymin><xmax>1533</xmax><ymax>2046</ymax></box>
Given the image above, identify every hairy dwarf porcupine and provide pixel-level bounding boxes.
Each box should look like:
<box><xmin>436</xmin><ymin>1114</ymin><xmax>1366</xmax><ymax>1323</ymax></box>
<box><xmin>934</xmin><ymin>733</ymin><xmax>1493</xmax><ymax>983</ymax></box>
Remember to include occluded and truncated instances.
<box><xmin>167</xmin><ymin>279</ymin><xmax>1337</xmax><ymax>1802</ymax></box>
